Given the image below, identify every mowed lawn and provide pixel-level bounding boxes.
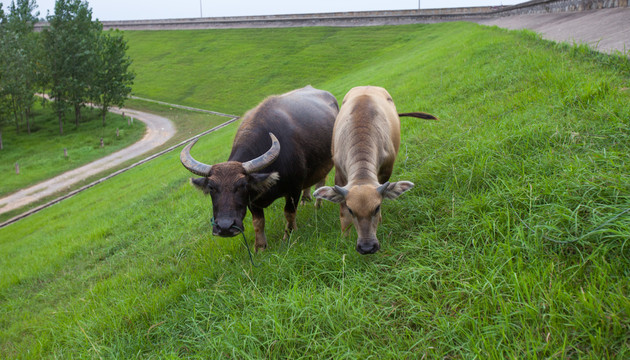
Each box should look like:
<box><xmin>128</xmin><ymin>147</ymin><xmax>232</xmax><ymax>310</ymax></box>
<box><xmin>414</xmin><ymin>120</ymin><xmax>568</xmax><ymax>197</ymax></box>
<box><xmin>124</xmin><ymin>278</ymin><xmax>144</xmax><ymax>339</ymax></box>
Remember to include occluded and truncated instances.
<box><xmin>1</xmin><ymin>22</ymin><xmax>629</xmax><ymax>358</ymax></box>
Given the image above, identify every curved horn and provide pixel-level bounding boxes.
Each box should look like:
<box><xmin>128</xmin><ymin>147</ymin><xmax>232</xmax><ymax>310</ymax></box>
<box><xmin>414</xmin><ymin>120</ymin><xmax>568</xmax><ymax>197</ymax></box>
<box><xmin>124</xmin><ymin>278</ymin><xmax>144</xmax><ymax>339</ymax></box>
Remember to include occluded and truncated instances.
<box><xmin>377</xmin><ymin>182</ymin><xmax>391</xmax><ymax>196</ymax></box>
<box><xmin>242</xmin><ymin>133</ymin><xmax>281</xmax><ymax>173</ymax></box>
<box><xmin>180</xmin><ymin>138</ymin><xmax>213</xmax><ymax>176</ymax></box>
<box><xmin>334</xmin><ymin>185</ymin><xmax>349</xmax><ymax>197</ymax></box>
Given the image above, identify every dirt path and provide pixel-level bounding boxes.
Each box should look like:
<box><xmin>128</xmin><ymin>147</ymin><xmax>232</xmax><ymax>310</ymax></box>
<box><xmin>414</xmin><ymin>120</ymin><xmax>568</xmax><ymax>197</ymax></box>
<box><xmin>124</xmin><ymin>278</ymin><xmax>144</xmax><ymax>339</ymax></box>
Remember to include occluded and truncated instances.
<box><xmin>0</xmin><ymin>106</ymin><xmax>175</xmax><ymax>216</ymax></box>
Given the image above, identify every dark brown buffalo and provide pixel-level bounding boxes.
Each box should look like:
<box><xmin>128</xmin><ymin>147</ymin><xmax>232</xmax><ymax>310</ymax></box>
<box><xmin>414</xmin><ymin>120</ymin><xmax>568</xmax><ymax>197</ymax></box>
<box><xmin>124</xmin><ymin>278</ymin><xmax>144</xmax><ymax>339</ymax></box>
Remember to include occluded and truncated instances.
<box><xmin>181</xmin><ymin>86</ymin><xmax>339</xmax><ymax>252</ymax></box>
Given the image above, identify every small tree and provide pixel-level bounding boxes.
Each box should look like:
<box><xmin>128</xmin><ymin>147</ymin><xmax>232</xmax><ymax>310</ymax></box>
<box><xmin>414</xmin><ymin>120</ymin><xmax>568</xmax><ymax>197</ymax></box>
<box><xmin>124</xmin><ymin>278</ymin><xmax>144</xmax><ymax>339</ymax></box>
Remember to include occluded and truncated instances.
<box><xmin>92</xmin><ymin>30</ymin><xmax>135</xmax><ymax>126</ymax></box>
<box><xmin>43</xmin><ymin>0</ymin><xmax>100</xmax><ymax>132</ymax></box>
<box><xmin>0</xmin><ymin>95</ymin><xmax>9</xmax><ymax>149</ymax></box>
<box><xmin>0</xmin><ymin>4</ymin><xmax>7</xmax><ymax>149</ymax></box>
<box><xmin>2</xmin><ymin>0</ymin><xmax>39</xmax><ymax>134</ymax></box>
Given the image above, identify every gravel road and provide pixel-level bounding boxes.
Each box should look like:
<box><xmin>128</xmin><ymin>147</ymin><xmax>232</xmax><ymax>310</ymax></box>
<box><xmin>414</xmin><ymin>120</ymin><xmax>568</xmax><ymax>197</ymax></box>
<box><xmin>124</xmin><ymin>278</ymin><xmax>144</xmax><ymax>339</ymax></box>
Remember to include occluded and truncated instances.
<box><xmin>0</xmin><ymin>107</ymin><xmax>175</xmax><ymax>216</ymax></box>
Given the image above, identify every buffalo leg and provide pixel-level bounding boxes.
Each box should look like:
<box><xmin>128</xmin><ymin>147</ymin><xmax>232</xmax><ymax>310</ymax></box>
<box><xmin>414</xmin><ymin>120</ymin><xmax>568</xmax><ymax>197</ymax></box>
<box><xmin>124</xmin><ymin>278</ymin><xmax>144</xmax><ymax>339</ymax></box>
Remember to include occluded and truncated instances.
<box><xmin>301</xmin><ymin>177</ymin><xmax>327</xmax><ymax>208</ymax></box>
<box><xmin>313</xmin><ymin>178</ymin><xmax>326</xmax><ymax>208</ymax></box>
<box><xmin>283</xmin><ymin>192</ymin><xmax>300</xmax><ymax>240</ymax></box>
<box><xmin>300</xmin><ymin>187</ymin><xmax>312</xmax><ymax>205</ymax></box>
<box><xmin>250</xmin><ymin>206</ymin><xmax>267</xmax><ymax>252</ymax></box>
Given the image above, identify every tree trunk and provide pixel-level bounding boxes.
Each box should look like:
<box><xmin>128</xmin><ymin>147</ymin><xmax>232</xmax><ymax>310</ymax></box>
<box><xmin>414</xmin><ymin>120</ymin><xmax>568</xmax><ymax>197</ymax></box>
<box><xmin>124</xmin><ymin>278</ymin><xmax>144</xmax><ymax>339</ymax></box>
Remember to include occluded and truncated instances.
<box><xmin>12</xmin><ymin>99</ymin><xmax>20</xmax><ymax>133</ymax></box>
<box><xmin>22</xmin><ymin>111</ymin><xmax>29</xmax><ymax>135</ymax></box>
<box><xmin>102</xmin><ymin>108</ymin><xmax>107</xmax><ymax>127</ymax></box>
<box><xmin>26</xmin><ymin>107</ymin><xmax>31</xmax><ymax>135</ymax></box>
<box><xmin>74</xmin><ymin>103</ymin><xmax>81</xmax><ymax>127</ymax></box>
<box><xmin>58</xmin><ymin>111</ymin><xmax>64</xmax><ymax>135</ymax></box>
<box><xmin>0</xmin><ymin>130</ymin><xmax>3</xmax><ymax>150</ymax></box>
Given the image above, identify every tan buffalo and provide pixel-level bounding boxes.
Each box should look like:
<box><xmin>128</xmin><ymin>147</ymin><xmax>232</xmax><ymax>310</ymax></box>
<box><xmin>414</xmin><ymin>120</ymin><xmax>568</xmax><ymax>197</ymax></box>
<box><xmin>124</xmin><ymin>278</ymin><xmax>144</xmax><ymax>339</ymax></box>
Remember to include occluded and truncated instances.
<box><xmin>314</xmin><ymin>86</ymin><xmax>436</xmax><ymax>254</ymax></box>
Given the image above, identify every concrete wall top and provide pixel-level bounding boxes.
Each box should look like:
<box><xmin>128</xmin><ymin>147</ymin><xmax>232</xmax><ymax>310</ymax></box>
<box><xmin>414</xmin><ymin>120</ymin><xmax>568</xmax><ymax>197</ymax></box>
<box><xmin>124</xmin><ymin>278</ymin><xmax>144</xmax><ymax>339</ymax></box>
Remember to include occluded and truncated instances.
<box><xmin>33</xmin><ymin>0</ymin><xmax>628</xmax><ymax>31</ymax></box>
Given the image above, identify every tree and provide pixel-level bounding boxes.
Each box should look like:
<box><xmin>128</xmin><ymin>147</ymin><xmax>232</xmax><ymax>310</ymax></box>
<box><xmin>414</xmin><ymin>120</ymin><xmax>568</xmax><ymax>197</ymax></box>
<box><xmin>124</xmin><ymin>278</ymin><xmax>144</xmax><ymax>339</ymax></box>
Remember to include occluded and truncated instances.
<box><xmin>43</xmin><ymin>0</ymin><xmax>100</xmax><ymax>133</ymax></box>
<box><xmin>1</xmin><ymin>0</ymin><xmax>40</xmax><ymax>134</ymax></box>
<box><xmin>92</xmin><ymin>30</ymin><xmax>135</xmax><ymax>126</ymax></box>
<box><xmin>0</xmin><ymin>94</ymin><xmax>9</xmax><ymax>149</ymax></box>
<box><xmin>0</xmin><ymin>3</ymin><xmax>7</xmax><ymax>149</ymax></box>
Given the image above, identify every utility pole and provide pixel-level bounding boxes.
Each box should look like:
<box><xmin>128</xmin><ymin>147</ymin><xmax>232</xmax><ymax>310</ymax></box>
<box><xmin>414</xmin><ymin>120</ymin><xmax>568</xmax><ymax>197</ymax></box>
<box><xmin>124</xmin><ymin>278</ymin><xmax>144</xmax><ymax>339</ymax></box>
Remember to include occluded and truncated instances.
<box><xmin>418</xmin><ymin>1</ymin><xmax>421</xmax><ymax>9</ymax></box>
<box><xmin>200</xmin><ymin>0</ymin><xmax>203</xmax><ymax>17</ymax></box>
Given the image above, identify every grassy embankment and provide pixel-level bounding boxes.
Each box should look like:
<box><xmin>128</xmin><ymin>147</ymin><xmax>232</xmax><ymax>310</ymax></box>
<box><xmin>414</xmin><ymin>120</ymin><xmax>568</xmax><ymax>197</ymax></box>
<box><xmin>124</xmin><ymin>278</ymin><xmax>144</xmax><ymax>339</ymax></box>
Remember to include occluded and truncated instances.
<box><xmin>0</xmin><ymin>104</ymin><xmax>145</xmax><ymax>198</ymax></box>
<box><xmin>0</xmin><ymin>91</ymin><xmax>230</xmax><ymax>222</ymax></box>
<box><xmin>1</xmin><ymin>23</ymin><xmax>629</xmax><ymax>358</ymax></box>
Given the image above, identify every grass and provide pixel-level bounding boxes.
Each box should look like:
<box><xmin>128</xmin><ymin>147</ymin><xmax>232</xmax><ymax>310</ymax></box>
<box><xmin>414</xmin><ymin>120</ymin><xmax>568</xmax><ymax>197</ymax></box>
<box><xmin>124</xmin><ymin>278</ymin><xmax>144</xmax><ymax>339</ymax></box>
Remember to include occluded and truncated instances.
<box><xmin>124</xmin><ymin>26</ymin><xmax>442</xmax><ymax>114</ymax></box>
<box><xmin>0</xmin><ymin>97</ymin><xmax>230</xmax><ymax>222</ymax></box>
<box><xmin>0</xmin><ymin>102</ymin><xmax>145</xmax><ymax>197</ymax></box>
<box><xmin>122</xmin><ymin>97</ymin><xmax>233</xmax><ymax>144</ymax></box>
<box><xmin>1</xmin><ymin>22</ymin><xmax>629</xmax><ymax>358</ymax></box>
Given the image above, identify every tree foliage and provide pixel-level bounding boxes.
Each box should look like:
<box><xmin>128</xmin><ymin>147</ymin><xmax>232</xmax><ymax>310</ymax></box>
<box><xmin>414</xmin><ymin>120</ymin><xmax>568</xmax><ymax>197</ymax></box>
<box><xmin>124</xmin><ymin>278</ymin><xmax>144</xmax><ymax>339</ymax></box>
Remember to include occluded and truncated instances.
<box><xmin>91</xmin><ymin>30</ymin><xmax>135</xmax><ymax>126</ymax></box>
<box><xmin>0</xmin><ymin>0</ymin><xmax>39</xmax><ymax>135</ymax></box>
<box><xmin>43</xmin><ymin>0</ymin><xmax>101</xmax><ymax>131</ymax></box>
<box><xmin>0</xmin><ymin>3</ymin><xmax>7</xmax><ymax>149</ymax></box>
<box><xmin>0</xmin><ymin>0</ymin><xmax>135</xmax><ymax>138</ymax></box>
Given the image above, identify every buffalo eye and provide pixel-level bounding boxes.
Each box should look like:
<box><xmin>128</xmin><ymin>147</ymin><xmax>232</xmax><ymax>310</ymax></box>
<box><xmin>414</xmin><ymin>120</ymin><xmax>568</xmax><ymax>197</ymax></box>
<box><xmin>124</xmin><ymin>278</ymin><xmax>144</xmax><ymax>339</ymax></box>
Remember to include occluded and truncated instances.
<box><xmin>206</xmin><ymin>181</ymin><xmax>218</xmax><ymax>193</ymax></box>
<box><xmin>373</xmin><ymin>205</ymin><xmax>381</xmax><ymax>216</ymax></box>
<box><xmin>346</xmin><ymin>206</ymin><xmax>354</xmax><ymax>216</ymax></box>
<box><xmin>233</xmin><ymin>180</ymin><xmax>247</xmax><ymax>193</ymax></box>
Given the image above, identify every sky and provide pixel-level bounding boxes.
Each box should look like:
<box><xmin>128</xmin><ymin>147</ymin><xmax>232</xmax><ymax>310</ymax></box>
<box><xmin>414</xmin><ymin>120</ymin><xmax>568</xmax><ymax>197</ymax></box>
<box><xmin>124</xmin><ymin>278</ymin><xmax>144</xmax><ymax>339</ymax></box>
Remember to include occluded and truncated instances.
<box><xmin>29</xmin><ymin>1</ymin><xmax>523</xmax><ymax>21</ymax></box>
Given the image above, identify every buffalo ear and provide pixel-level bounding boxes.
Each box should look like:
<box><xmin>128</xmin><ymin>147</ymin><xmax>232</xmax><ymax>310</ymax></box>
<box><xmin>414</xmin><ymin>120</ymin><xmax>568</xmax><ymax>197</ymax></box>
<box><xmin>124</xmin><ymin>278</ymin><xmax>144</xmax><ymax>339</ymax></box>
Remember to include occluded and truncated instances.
<box><xmin>380</xmin><ymin>181</ymin><xmax>414</xmax><ymax>200</ymax></box>
<box><xmin>190</xmin><ymin>177</ymin><xmax>211</xmax><ymax>194</ymax></box>
<box><xmin>313</xmin><ymin>186</ymin><xmax>346</xmax><ymax>203</ymax></box>
<box><xmin>248</xmin><ymin>172</ymin><xmax>280</xmax><ymax>193</ymax></box>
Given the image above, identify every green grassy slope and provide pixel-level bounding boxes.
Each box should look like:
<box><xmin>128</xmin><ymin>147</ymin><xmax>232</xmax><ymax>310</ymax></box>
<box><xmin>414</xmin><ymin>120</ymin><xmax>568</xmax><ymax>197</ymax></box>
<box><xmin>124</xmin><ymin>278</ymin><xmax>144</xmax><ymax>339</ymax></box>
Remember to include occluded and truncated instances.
<box><xmin>1</xmin><ymin>23</ymin><xmax>629</xmax><ymax>358</ymax></box>
<box><xmin>125</xmin><ymin>26</ymin><xmax>443</xmax><ymax>114</ymax></box>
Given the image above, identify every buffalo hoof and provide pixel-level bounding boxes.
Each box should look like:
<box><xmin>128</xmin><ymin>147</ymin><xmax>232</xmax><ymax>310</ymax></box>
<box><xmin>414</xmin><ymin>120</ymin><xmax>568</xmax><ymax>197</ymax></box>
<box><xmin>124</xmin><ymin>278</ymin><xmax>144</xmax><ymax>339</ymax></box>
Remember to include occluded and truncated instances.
<box><xmin>255</xmin><ymin>242</ymin><xmax>267</xmax><ymax>253</ymax></box>
<box><xmin>283</xmin><ymin>228</ymin><xmax>295</xmax><ymax>241</ymax></box>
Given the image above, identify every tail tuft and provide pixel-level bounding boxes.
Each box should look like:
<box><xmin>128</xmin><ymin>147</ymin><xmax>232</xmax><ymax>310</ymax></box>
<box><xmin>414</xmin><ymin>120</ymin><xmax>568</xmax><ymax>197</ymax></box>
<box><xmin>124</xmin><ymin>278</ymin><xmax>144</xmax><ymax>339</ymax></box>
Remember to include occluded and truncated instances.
<box><xmin>398</xmin><ymin>112</ymin><xmax>438</xmax><ymax>120</ymax></box>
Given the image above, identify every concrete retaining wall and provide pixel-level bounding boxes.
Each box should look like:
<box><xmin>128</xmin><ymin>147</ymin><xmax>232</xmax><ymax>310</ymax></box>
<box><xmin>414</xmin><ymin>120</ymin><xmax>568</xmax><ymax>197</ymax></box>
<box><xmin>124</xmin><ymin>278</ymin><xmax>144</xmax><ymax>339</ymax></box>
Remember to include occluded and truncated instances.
<box><xmin>33</xmin><ymin>0</ymin><xmax>628</xmax><ymax>31</ymax></box>
<box><xmin>499</xmin><ymin>0</ymin><xmax>628</xmax><ymax>15</ymax></box>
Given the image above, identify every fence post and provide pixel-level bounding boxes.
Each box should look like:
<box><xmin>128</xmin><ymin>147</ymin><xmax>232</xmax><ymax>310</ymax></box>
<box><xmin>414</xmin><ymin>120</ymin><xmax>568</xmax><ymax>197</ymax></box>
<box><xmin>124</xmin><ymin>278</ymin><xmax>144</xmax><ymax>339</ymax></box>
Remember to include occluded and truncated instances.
<box><xmin>116</xmin><ymin>128</ymin><xmax>119</xmax><ymax>138</ymax></box>
<box><xmin>100</xmin><ymin>138</ymin><xmax>104</xmax><ymax>148</ymax></box>
<box><xmin>15</xmin><ymin>162</ymin><xmax>19</xmax><ymax>174</ymax></box>
<box><xmin>64</xmin><ymin>148</ymin><xmax>68</xmax><ymax>158</ymax></box>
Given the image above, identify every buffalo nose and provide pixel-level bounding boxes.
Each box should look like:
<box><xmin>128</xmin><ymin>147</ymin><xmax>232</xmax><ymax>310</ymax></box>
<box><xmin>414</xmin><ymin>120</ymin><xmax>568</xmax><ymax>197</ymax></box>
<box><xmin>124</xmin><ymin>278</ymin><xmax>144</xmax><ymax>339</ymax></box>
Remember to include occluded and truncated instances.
<box><xmin>214</xmin><ymin>218</ymin><xmax>236</xmax><ymax>236</ymax></box>
<box><xmin>356</xmin><ymin>241</ymin><xmax>380</xmax><ymax>255</ymax></box>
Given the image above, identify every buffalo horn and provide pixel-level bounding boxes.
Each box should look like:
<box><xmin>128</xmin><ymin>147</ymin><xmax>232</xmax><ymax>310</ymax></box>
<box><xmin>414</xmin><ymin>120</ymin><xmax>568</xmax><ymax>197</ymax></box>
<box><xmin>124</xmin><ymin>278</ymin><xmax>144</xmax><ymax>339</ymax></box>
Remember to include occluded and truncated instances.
<box><xmin>242</xmin><ymin>133</ymin><xmax>281</xmax><ymax>173</ymax></box>
<box><xmin>334</xmin><ymin>185</ymin><xmax>349</xmax><ymax>197</ymax></box>
<box><xmin>180</xmin><ymin>138</ymin><xmax>213</xmax><ymax>176</ymax></box>
<box><xmin>377</xmin><ymin>182</ymin><xmax>391</xmax><ymax>196</ymax></box>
